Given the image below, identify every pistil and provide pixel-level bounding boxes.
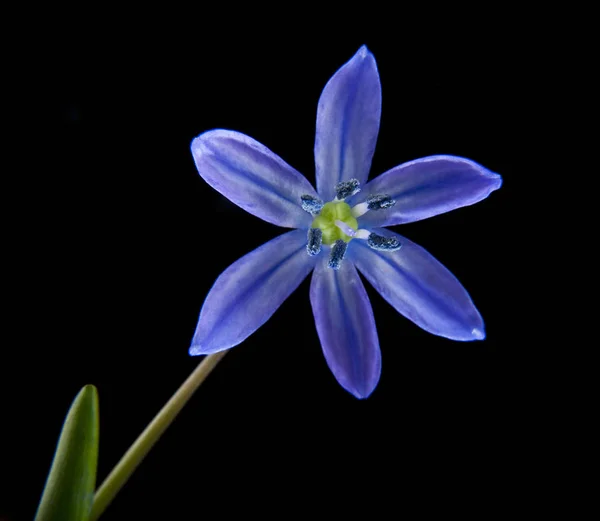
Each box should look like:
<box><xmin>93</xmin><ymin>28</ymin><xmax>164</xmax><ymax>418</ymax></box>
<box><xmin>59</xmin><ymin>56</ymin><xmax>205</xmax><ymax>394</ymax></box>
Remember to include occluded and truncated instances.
<box><xmin>310</xmin><ymin>201</ymin><xmax>358</xmax><ymax>245</ymax></box>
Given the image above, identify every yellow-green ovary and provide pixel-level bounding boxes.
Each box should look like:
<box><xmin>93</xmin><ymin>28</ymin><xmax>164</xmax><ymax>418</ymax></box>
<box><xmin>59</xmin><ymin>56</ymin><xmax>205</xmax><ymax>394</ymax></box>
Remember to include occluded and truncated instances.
<box><xmin>311</xmin><ymin>202</ymin><xmax>358</xmax><ymax>245</ymax></box>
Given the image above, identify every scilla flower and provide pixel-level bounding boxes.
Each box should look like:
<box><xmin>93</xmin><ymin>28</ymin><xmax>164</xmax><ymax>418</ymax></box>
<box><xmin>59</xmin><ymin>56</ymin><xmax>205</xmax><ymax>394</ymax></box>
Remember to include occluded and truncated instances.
<box><xmin>189</xmin><ymin>46</ymin><xmax>501</xmax><ymax>398</ymax></box>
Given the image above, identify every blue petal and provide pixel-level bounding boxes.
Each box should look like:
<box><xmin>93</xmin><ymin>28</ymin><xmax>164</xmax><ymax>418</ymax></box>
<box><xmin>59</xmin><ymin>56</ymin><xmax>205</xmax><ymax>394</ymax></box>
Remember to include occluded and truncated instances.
<box><xmin>310</xmin><ymin>258</ymin><xmax>381</xmax><ymax>398</ymax></box>
<box><xmin>190</xmin><ymin>230</ymin><xmax>316</xmax><ymax>354</ymax></box>
<box><xmin>191</xmin><ymin>129</ymin><xmax>317</xmax><ymax>228</ymax></box>
<box><xmin>350</xmin><ymin>229</ymin><xmax>485</xmax><ymax>341</ymax></box>
<box><xmin>314</xmin><ymin>45</ymin><xmax>382</xmax><ymax>201</ymax></box>
<box><xmin>355</xmin><ymin>155</ymin><xmax>502</xmax><ymax>227</ymax></box>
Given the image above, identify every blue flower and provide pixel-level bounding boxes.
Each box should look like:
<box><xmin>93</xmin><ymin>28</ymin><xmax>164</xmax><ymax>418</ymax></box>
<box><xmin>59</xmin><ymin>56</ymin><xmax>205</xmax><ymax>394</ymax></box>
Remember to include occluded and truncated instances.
<box><xmin>189</xmin><ymin>45</ymin><xmax>502</xmax><ymax>398</ymax></box>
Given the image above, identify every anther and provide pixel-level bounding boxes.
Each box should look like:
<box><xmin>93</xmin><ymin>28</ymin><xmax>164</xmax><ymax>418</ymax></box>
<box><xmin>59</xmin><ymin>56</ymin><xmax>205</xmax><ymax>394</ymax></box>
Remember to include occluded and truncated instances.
<box><xmin>366</xmin><ymin>194</ymin><xmax>395</xmax><ymax>210</ymax></box>
<box><xmin>307</xmin><ymin>228</ymin><xmax>323</xmax><ymax>256</ymax></box>
<box><xmin>301</xmin><ymin>194</ymin><xmax>324</xmax><ymax>215</ymax></box>
<box><xmin>367</xmin><ymin>233</ymin><xmax>402</xmax><ymax>252</ymax></box>
<box><xmin>334</xmin><ymin>179</ymin><xmax>360</xmax><ymax>200</ymax></box>
<box><xmin>351</xmin><ymin>194</ymin><xmax>396</xmax><ymax>217</ymax></box>
<box><xmin>328</xmin><ymin>240</ymin><xmax>347</xmax><ymax>270</ymax></box>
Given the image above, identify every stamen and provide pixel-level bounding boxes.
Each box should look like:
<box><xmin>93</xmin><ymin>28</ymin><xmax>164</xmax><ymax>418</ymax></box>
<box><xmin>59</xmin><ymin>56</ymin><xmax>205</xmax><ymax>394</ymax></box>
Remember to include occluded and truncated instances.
<box><xmin>351</xmin><ymin>194</ymin><xmax>396</xmax><ymax>218</ymax></box>
<box><xmin>354</xmin><ymin>229</ymin><xmax>370</xmax><ymax>240</ymax></box>
<box><xmin>334</xmin><ymin>219</ymin><xmax>356</xmax><ymax>237</ymax></box>
<box><xmin>306</xmin><ymin>228</ymin><xmax>323</xmax><ymax>256</ymax></box>
<box><xmin>366</xmin><ymin>194</ymin><xmax>395</xmax><ymax>210</ymax></box>
<box><xmin>351</xmin><ymin>202</ymin><xmax>369</xmax><ymax>218</ymax></box>
<box><xmin>367</xmin><ymin>232</ymin><xmax>402</xmax><ymax>252</ymax></box>
<box><xmin>328</xmin><ymin>240</ymin><xmax>347</xmax><ymax>270</ymax></box>
<box><xmin>334</xmin><ymin>179</ymin><xmax>360</xmax><ymax>200</ymax></box>
<box><xmin>301</xmin><ymin>194</ymin><xmax>324</xmax><ymax>215</ymax></box>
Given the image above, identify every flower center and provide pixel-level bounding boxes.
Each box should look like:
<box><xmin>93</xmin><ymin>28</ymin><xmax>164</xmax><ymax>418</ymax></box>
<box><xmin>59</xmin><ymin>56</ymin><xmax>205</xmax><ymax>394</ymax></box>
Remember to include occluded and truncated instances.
<box><xmin>300</xmin><ymin>180</ymin><xmax>400</xmax><ymax>267</ymax></box>
<box><xmin>310</xmin><ymin>201</ymin><xmax>358</xmax><ymax>245</ymax></box>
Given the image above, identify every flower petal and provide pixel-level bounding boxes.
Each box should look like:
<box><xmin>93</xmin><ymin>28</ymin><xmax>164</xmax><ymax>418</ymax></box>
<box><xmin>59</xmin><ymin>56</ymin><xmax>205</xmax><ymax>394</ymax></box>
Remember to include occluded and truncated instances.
<box><xmin>350</xmin><ymin>229</ymin><xmax>485</xmax><ymax>341</ymax></box>
<box><xmin>190</xmin><ymin>229</ymin><xmax>316</xmax><ymax>354</ymax></box>
<box><xmin>310</xmin><ymin>258</ymin><xmax>381</xmax><ymax>398</ymax></box>
<box><xmin>314</xmin><ymin>45</ymin><xmax>382</xmax><ymax>201</ymax></box>
<box><xmin>191</xmin><ymin>129</ymin><xmax>317</xmax><ymax>228</ymax></box>
<box><xmin>356</xmin><ymin>155</ymin><xmax>502</xmax><ymax>227</ymax></box>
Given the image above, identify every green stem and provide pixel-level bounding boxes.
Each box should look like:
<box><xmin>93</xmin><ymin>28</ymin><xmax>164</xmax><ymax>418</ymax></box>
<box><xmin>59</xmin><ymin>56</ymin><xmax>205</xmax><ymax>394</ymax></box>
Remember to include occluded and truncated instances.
<box><xmin>89</xmin><ymin>351</ymin><xmax>228</xmax><ymax>521</ymax></box>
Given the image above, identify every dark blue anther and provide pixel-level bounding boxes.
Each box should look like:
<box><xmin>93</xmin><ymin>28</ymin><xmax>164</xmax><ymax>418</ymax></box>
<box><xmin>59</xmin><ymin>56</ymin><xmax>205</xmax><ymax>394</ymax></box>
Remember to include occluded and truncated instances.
<box><xmin>307</xmin><ymin>228</ymin><xmax>323</xmax><ymax>256</ymax></box>
<box><xmin>301</xmin><ymin>194</ymin><xmax>324</xmax><ymax>215</ymax></box>
<box><xmin>334</xmin><ymin>178</ymin><xmax>360</xmax><ymax>200</ymax></box>
<box><xmin>366</xmin><ymin>194</ymin><xmax>396</xmax><ymax>210</ymax></box>
<box><xmin>328</xmin><ymin>240</ymin><xmax>347</xmax><ymax>269</ymax></box>
<box><xmin>367</xmin><ymin>233</ymin><xmax>402</xmax><ymax>252</ymax></box>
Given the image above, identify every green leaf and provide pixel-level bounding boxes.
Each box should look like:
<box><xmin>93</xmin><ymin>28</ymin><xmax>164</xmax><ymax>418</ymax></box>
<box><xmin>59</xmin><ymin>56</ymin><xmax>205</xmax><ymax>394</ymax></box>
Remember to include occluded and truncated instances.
<box><xmin>35</xmin><ymin>385</ymin><xmax>100</xmax><ymax>521</ymax></box>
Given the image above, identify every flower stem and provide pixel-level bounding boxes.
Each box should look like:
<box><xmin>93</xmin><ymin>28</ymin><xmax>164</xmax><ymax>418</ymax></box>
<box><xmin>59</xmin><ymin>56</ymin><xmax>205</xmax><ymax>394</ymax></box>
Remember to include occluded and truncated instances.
<box><xmin>89</xmin><ymin>351</ymin><xmax>228</xmax><ymax>521</ymax></box>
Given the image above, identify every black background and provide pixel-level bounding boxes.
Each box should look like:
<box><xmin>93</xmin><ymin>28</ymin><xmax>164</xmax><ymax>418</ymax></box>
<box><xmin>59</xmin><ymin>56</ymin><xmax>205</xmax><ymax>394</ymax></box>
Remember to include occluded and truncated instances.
<box><xmin>2</xmin><ymin>11</ymin><xmax>536</xmax><ymax>520</ymax></box>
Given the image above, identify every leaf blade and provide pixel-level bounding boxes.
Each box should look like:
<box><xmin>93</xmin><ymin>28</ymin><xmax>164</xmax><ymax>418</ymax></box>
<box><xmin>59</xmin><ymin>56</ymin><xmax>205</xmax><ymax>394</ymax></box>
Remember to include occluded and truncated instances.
<box><xmin>35</xmin><ymin>384</ymin><xmax>100</xmax><ymax>521</ymax></box>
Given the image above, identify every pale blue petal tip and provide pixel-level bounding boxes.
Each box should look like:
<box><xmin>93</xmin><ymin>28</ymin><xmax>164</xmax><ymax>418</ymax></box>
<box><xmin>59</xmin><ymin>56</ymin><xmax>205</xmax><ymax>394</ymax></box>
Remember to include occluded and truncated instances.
<box><xmin>472</xmin><ymin>327</ymin><xmax>486</xmax><ymax>340</ymax></box>
<box><xmin>493</xmin><ymin>173</ymin><xmax>503</xmax><ymax>190</ymax></box>
<box><xmin>352</xmin><ymin>387</ymin><xmax>374</xmax><ymax>400</ymax></box>
<box><xmin>189</xmin><ymin>345</ymin><xmax>203</xmax><ymax>356</ymax></box>
<box><xmin>481</xmin><ymin>164</ymin><xmax>503</xmax><ymax>190</ymax></box>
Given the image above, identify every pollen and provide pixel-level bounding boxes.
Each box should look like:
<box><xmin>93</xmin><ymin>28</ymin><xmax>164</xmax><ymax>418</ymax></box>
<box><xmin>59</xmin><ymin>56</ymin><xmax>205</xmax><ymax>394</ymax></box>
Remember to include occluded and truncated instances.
<box><xmin>307</xmin><ymin>228</ymin><xmax>323</xmax><ymax>256</ymax></box>
<box><xmin>334</xmin><ymin>178</ymin><xmax>361</xmax><ymax>200</ymax></box>
<box><xmin>301</xmin><ymin>194</ymin><xmax>324</xmax><ymax>215</ymax></box>
<box><xmin>366</xmin><ymin>194</ymin><xmax>395</xmax><ymax>210</ymax></box>
<box><xmin>367</xmin><ymin>232</ymin><xmax>402</xmax><ymax>251</ymax></box>
<box><xmin>328</xmin><ymin>240</ymin><xmax>347</xmax><ymax>270</ymax></box>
